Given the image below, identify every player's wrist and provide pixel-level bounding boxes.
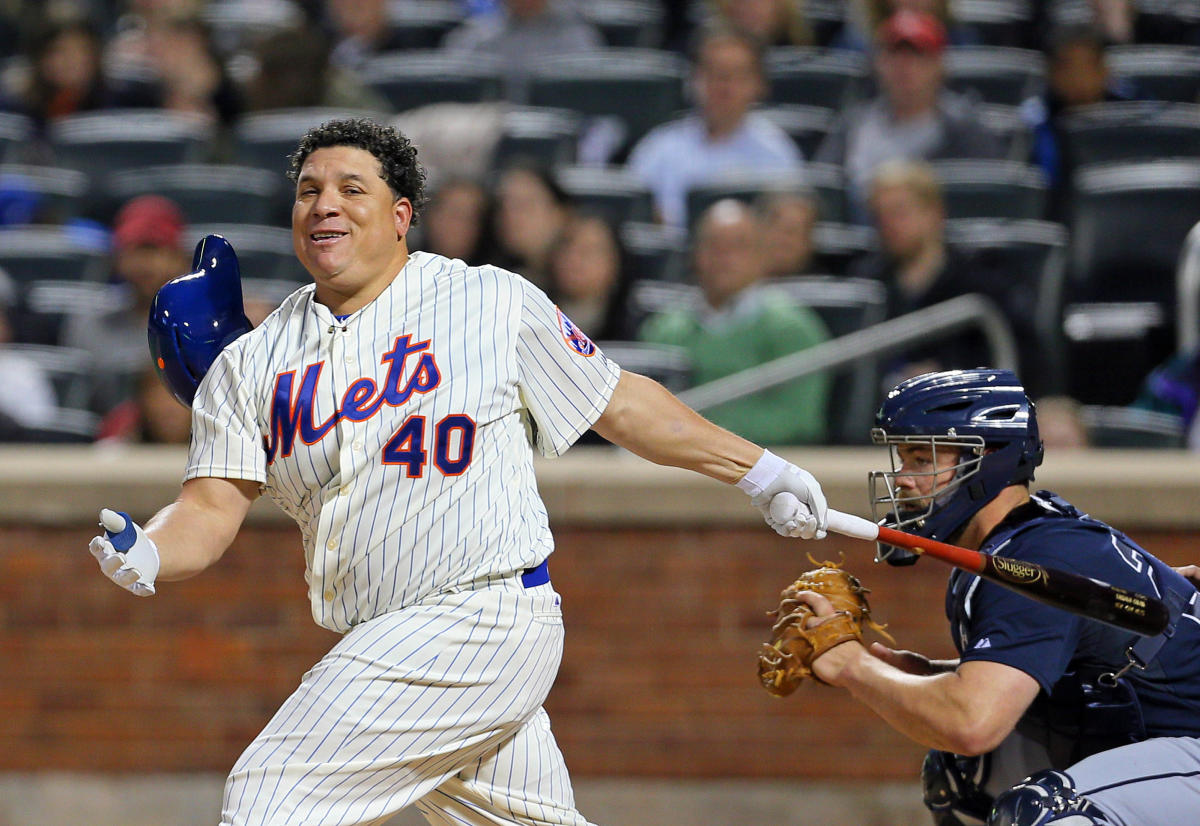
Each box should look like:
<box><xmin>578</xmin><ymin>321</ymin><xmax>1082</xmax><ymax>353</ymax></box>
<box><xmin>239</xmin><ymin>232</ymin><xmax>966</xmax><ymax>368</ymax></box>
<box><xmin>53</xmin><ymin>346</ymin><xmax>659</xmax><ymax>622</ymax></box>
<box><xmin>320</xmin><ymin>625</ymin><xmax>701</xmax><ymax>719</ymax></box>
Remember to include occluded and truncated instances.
<box><xmin>735</xmin><ymin>449</ymin><xmax>786</xmax><ymax>497</ymax></box>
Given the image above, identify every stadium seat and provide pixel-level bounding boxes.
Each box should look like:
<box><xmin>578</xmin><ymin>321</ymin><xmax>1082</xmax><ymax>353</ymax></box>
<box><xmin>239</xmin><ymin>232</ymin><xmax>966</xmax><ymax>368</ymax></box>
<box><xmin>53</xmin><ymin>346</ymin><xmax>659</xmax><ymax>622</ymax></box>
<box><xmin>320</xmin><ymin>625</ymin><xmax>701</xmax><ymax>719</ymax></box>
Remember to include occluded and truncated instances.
<box><xmin>0</xmin><ymin>225</ymin><xmax>108</xmax><ymax>285</ymax></box>
<box><xmin>6</xmin><ymin>343</ymin><xmax>97</xmax><ymax>410</ymax></box>
<box><xmin>1059</xmin><ymin>102</ymin><xmax>1200</xmax><ymax>166</ymax></box>
<box><xmin>810</xmin><ymin>221</ymin><xmax>877</xmax><ymax>276</ymax></box>
<box><xmin>107</xmin><ymin>164</ymin><xmax>284</xmax><ymax>226</ymax></box>
<box><xmin>0</xmin><ymin>165</ymin><xmax>90</xmax><ymax>224</ymax></box>
<box><xmin>555</xmin><ymin>165</ymin><xmax>655</xmax><ymax>226</ymax></box>
<box><xmin>582</xmin><ymin>0</ymin><xmax>664</xmax><ymax>48</ymax></box>
<box><xmin>527</xmin><ymin>49</ymin><xmax>688</xmax><ymax>147</ymax></box>
<box><xmin>593</xmin><ymin>340</ymin><xmax>691</xmax><ymax>392</ymax></box>
<box><xmin>931</xmin><ymin>159</ymin><xmax>1048</xmax><ymax>220</ymax></box>
<box><xmin>953</xmin><ymin>0</ymin><xmax>1038</xmax><ymax>48</ymax></box>
<box><xmin>19</xmin><ymin>407</ymin><xmax>100</xmax><ymax>443</ymax></box>
<box><xmin>48</xmin><ymin>110</ymin><xmax>216</xmax><ymax>187</ymax></box>
<box><xmin>200</xmin><ymin>0</ymin><xmax>305</xmax><ymax>54</ymax></box>
<box><xmin>383</xmin><ymin>0</ymin><xmax>466</xmax><ymax>50</ymax></box>
<box><xmin>620</xmin><ymin>221</ymin><xmax>688</xmax><ymax>282</ymax></box>
<box><xmin>1061</xmin><ymin>160</ymin><xmax>1200</xmax><ymax>403</ymax></box>
<box><xmin>360</xmin><ymin>51</ymin><xmax>505</xmax><ymax>112</ymax></box>
<box><xmin>491</xmin><ymin>107</ymin><xmax>582</xmax><ymax>169</ymax></box>
<box><xmin>684</xmin><ymin>168</ymin><xmax>817</xmax><ymax>230</ymax></box>
<box><xmin>232</xmin><ymin>107</ymin><xmax>391</xmax><ymax>174</ymax></box>
<box><xmin>945</xmin><ymin>218</ymin><xmax>1069</xmax><ymax>397</ymax></box>
<box><xmin>758</xmin><ymin>104</ymin><xmax>837</xmax><ymax>159</ymax></box>
<box><xmin>978</xmin><ymin>103</ymin><xmax>1034</xmax><ymax>161</ymax></box>
<box><xmin>682</xmin><ymin>164</ymin><xmax>844</xmax><ymax>228</ymax></box>
<box><xmin>1079</xmin><ymin>405</ymin><xmax>1186</xmax><ymax>448</ymax></box>
<box><xmin>1106</xmin><ymin>45</ymin><xmax>1200</xmax><ymax>102</ymax></box>
<box><xmin>184</xmin><ymin>224</ymin><xmax>307</xmax><ymax>284</ymax></box>
<box><xmin>0</xmin><ymin>112</ymin><xmax>33</xmax><ymax>164</ymax></box>
<box><xmin>944</xmin><ymin>46</ymin><xmax>1046</xmax><ymax>105</ymax></box>
<box><xmin>11</xmin><ymin>279</ymin><xmax>126</xmax><ymax>346</ymax></box>
<box><xmin>764</xmin><ymin>47</ymin><xmax>870</xmax><ymax>109</ymax></box>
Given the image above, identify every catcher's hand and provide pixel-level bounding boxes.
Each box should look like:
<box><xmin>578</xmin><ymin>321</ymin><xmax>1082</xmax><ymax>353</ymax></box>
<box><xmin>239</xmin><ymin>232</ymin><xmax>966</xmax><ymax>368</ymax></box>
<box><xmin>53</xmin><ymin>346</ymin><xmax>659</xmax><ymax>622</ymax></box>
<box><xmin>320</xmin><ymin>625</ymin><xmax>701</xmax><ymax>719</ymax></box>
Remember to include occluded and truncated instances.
<box><xmin>758</xmin><ymin>557</ymin><xmax>893</xmax><ymax>696</ymax></box>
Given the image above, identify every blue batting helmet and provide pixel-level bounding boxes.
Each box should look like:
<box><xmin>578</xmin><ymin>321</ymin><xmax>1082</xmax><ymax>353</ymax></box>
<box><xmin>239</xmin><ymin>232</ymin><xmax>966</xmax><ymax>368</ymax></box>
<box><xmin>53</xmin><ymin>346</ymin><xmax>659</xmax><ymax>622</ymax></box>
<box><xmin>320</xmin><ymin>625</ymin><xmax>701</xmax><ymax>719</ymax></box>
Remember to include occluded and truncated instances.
<box><xmin>148</xmin><ymin>234</ymin><xmax>252</xmax><ymax>407</ymax></box>
<box><xmin>869</xmin><ymin>368</ymin><xmax>1043</xmax><ymax>563</ymax></box>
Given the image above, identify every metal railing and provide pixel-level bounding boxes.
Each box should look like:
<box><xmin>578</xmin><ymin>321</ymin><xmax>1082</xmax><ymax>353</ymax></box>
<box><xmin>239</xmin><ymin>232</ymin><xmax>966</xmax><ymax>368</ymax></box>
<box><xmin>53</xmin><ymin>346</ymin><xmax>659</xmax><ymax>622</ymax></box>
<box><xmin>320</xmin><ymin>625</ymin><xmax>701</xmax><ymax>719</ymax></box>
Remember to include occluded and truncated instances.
<box><xmin>676</xmin><ymin>293</ymin><xmax>1018</xmax><ymax>412</ymax></box>
<box><xmin>1177</xmin><ymin>219</ymin><xmax>1200</xmax><ymax>352</ymax></box>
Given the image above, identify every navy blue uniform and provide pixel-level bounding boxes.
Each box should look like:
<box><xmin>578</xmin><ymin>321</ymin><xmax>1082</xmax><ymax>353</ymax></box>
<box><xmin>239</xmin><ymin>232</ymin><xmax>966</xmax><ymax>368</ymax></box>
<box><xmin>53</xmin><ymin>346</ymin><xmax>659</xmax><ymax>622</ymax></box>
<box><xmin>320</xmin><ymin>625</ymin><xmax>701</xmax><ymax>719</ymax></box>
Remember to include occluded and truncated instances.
<box><xmin>945</xmin><ymin>491</ymin><xmax>1200</xmax><ymax>825</ymax></box>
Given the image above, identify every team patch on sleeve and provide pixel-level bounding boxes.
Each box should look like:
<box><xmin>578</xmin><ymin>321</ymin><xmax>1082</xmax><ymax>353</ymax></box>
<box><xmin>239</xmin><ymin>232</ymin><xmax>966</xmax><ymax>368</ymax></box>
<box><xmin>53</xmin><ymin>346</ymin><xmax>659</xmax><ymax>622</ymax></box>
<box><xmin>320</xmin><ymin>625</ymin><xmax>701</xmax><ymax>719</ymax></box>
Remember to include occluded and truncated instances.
<box><xmin>555</xmin><ymin>307</ymin><xmax>596</xmax><ymax>357</ymax></box>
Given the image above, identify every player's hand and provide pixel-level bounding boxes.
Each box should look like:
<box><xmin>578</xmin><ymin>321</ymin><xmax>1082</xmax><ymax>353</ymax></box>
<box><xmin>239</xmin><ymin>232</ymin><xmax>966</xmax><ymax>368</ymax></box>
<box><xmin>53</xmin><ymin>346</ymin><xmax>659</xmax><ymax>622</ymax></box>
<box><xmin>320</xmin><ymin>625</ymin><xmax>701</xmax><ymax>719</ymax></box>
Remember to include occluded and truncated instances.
<box><xmin>88</xmin><ymin>509</ymin><xmax>160</xmax><ymax>596</ymax></box>
<box><xmin>737</xmin><ymin>450</ymin><xmax>828</xmax><ymax>539</ymax></box>
<box><xmin>1175</xmin><ymin>565</ymin><xmax>1200</xmax><ymax>590</ymax></box>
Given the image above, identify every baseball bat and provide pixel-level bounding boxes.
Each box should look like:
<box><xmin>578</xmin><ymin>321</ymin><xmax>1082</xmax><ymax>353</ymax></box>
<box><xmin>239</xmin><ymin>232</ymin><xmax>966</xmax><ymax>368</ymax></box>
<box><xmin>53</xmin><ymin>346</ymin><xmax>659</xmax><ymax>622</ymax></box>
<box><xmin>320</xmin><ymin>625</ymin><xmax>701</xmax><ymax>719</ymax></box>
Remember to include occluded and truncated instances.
<box><xmin>823</xmin><ymin>509</ymin><xmax>1169</xmax><ymax>637</ymax></box>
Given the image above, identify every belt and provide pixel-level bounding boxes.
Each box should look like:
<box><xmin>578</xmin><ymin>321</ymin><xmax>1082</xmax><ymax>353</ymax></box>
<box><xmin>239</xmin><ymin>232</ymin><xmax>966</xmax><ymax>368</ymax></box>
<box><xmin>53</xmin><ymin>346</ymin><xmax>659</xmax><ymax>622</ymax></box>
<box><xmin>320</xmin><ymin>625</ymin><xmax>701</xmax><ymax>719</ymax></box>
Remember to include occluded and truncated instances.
<box><xmin>520</xmin><ymin>559</ymin><xmax>550</xmax><ymax>588</ymax></box>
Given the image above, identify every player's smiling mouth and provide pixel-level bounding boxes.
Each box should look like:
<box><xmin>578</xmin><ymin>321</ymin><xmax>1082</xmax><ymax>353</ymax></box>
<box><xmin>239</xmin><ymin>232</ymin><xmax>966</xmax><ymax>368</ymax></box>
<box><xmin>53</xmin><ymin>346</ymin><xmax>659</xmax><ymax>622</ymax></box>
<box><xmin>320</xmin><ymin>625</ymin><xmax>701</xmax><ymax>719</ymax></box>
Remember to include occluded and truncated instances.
<box><xmin>311</xmin><ymin>230</ymin><xmax>347</xmax><ymax>246</ymax></box>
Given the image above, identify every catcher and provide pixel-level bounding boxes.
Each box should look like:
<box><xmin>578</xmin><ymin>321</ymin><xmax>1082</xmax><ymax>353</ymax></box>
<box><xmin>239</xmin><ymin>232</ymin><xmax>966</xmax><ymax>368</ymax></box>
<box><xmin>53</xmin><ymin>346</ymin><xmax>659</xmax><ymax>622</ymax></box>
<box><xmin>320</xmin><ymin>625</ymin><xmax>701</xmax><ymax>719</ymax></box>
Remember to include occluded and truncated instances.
<box><xmin>761</xmin><ymin>369</ymin><xmax>1200</xmax><ymax>826</ymax></box>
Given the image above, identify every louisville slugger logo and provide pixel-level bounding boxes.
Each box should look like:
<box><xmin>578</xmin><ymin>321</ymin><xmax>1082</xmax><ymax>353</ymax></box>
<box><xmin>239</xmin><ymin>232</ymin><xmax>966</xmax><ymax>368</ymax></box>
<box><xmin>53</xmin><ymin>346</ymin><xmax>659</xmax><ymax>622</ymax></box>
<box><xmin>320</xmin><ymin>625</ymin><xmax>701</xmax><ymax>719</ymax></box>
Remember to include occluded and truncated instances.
<box><xmin>989</xmin><ymin>556</ymin><xmax>1047</xmax><ymax>585</ymax></box>
<box><xmin>266</xmin><ymin>334</ymin><xmax>441</xmax><ymax>463</ymax></box>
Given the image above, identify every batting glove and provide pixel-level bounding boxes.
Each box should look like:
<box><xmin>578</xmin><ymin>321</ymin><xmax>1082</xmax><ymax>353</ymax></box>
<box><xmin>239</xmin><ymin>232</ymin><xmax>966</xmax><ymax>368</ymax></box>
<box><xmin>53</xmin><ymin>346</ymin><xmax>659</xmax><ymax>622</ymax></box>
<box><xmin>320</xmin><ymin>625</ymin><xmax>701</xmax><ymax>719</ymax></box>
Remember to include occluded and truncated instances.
<box><xmin>737</xmin><ymin>450</ymin><xmax>828</xmax><ymax>540</ymax></box>
<box><xmin>88</xmin><ymin>509</ymin><xmax>160</xmax><ymax>596</ymax></box>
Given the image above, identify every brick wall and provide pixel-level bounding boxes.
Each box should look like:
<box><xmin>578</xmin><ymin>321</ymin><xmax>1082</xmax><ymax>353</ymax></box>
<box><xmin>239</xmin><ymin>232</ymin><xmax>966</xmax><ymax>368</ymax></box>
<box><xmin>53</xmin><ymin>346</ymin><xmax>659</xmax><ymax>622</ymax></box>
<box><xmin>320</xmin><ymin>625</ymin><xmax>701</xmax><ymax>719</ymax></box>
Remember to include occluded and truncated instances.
<box><xmin>3</xmin><ymin>521</ymin><xmax>1192</xmax><ymax>778</ymax></box>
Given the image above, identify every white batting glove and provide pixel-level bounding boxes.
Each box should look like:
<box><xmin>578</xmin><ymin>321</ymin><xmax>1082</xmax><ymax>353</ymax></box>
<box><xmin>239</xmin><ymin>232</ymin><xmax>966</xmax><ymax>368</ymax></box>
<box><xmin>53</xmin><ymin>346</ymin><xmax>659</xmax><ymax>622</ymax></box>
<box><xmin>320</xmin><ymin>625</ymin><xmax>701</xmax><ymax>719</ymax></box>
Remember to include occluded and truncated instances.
<box><xmin>88</xmin><ymin>509</ymin><xmax>160</xmax><ymax>596</ymax></box>
<box><xmin>737</xmin><ymin>450</ymin><xmax>828</xmax><ymax>540</ymax></box>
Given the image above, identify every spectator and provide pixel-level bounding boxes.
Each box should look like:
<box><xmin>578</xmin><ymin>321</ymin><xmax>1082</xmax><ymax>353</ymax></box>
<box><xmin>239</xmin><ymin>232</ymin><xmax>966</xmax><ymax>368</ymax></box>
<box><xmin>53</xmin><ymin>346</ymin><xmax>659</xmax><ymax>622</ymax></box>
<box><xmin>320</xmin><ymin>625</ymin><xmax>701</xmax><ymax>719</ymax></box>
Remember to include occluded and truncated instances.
<box><xmin>491</xmin><ymin>159</ymin><xmax>573</xmax><ymax>289</ymax></box>
<box><xmin>832</xmin><ymin>0</ymin><xmax>980</xmax><ymax>51</ymax></box>
<box><xmin>1036</xmin><ymin>394</ymin><xmax>1092</xmax><ymax>450</ymax></box>
<box><xmin>416</xmin><ymin>176</ymin><xmax>497</xmax><ymax>266</ymax></box>
<box><xmin>96</xmin><ymin>364</ymin><xmax>191</xmax><ymax>444</ymax></box>
<box><xmin>63</xmin><ymin>194</ymin><xmax>188</xmax><ymax>414</ymax></box>
<box><xmin>707</xmin><ymin>0</ymin><xmax>814</xmax><ymax>47</ymax></box>
<box><xmin>756</xmin><ymin>188</ymin><xmax>820</xmax><ymax>277</ymax></box>
<box><xmin>848</xmin><ymin>159</ymin><xmax>993</xmax><ymax>381</ymax></box>
<box><xmin>241</xmin><ymin>23</ymin><xmax>389</xmax><ymax>113</ymax></box>
<box><xmin>442</xmin><ymin>0</ymin><xmax>604</xmax><ymax>102</ymax></box>
<box><xmin>1</xmin><ymin>18</ymin><xmax>112</xmax><ymax>130</ymax></box>
<box><xmin>325</xmin><ymin>0</ymin><xmax>410</xmax><ymax>71</ymax></box>
<box><xmin>814</xmin><ymin>10</ymin><xmax>1005</xmax><ymax>222</ymax></box>
<box><xmin>138</xmin><ymin>13</ymin><xmax>241</xmax><ymax>125</ymax></box>
<box><xmin>639</xmin><ymin>199</ymin><xmax>831</xmax><ymax>445</ymax></box>
<box><xmin>626</xmin><ymin>26</ymin><xmax>805</xmax><ymax>227</ymax></box>
<box><xmin>1021</xmin><ymin>24</ymin><xmax>1135</xmax><ymax>220</ymax></box>
<box><xmin>546</xmin><ymin>212</ymin><xmax>636</xmax><ymax>341</ymax></box>
<box><xmin>0</xmin><ymin>267</ymin><xmax>57</xmax><ymax>440</ymax></box>
<box><xmin>1131</xmin><ymin>346</ymin><xmax>1200</xmax><ymax>449</ymax></box>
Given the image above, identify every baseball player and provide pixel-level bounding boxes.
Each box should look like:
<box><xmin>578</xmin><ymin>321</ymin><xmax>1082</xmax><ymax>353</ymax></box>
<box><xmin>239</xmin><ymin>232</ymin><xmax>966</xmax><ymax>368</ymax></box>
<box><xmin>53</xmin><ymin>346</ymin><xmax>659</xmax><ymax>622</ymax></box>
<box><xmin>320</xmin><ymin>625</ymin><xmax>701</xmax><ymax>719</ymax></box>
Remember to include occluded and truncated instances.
<box><xmin>791</xmin><ymin>369</ymin><xmax>1200</xmax><ymax>826</ymax></box>
<box><xmin>86</xmin><ymin>118</ymin><xmax>827</xmax><ymax>826</ymax></box>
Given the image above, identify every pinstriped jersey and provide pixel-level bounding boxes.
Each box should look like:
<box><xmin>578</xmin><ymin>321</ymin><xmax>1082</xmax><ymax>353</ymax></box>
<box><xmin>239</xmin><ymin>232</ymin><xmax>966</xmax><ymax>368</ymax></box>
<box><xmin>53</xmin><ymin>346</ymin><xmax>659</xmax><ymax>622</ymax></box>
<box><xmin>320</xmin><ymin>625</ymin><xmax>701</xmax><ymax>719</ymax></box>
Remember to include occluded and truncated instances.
<box><xmin>184</xmin><ymin>251</ymin><xmax>621</xmax><ymax>632</ymax></box>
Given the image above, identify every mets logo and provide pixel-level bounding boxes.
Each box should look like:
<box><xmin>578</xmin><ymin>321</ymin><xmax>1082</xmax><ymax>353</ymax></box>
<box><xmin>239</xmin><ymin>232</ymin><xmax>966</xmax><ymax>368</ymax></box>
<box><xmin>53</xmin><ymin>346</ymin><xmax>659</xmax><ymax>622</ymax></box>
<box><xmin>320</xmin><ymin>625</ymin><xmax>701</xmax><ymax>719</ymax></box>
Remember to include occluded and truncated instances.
<box><xmin>556</xmin><ymin>308</ymin><xmax>596</xmax><ymax>357</ymax></box>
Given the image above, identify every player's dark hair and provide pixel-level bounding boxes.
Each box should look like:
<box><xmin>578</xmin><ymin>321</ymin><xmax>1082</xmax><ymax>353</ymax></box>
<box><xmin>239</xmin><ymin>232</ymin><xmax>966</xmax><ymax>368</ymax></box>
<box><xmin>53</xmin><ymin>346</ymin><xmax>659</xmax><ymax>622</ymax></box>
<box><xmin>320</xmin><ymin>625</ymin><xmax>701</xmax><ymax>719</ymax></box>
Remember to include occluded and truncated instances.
<box><xmin>288</xmin><ymin>118</ymin><xmax>427</xmax><ymax>226</ymax></box>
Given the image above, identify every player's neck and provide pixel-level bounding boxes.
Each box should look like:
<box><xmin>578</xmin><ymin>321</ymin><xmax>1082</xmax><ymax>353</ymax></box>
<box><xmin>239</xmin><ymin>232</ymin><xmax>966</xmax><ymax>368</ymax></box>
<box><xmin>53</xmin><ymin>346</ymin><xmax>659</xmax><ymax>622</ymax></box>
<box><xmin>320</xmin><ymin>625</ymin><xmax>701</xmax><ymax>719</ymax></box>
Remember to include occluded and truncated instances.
<box><xmin>958</xmin><ymin>486</ymin><xmax>1031</xmax><ymax>550</ymax></box>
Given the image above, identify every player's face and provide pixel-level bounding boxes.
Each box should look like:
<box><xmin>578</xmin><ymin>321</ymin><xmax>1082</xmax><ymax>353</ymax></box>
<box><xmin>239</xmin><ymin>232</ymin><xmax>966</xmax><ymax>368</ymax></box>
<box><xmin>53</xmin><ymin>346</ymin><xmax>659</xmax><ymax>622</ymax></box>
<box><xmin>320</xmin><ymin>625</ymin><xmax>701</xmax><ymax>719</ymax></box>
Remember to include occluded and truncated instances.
<box><xmin>891</xmin><ymin>443</ymin><xmax>961</xmax><ymax>511</ymax></box>
<box><xmin>292</xmin><ymin>145</ymin><xmax>413</xmax><ymax>313</ymax></box>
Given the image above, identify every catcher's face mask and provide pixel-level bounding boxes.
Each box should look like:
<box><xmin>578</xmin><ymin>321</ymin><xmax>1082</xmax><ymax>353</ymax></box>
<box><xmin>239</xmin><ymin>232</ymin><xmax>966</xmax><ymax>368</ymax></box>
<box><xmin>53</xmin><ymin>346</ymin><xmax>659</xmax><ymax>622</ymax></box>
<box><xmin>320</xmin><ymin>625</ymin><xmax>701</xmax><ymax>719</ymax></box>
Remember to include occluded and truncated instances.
<box><xmin>869</xmin><ymin>430</ymin><xmax>984</xmax><ymax>560</ymax></box>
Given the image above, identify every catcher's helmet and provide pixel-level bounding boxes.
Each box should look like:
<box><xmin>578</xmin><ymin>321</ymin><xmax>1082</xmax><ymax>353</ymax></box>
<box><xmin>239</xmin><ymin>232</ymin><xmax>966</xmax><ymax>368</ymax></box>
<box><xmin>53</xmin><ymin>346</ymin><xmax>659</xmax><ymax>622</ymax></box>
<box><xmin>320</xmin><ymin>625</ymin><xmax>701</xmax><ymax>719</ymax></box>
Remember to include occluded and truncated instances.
<box><xmin>869</xmin><ymin>368</ymin><xmax>1043</xmax><ymax>563</ymax></box>
<box><xmin>147</xmin><ymin>234</ymin><xmax>252</xmax><ymax>406</ymax></box>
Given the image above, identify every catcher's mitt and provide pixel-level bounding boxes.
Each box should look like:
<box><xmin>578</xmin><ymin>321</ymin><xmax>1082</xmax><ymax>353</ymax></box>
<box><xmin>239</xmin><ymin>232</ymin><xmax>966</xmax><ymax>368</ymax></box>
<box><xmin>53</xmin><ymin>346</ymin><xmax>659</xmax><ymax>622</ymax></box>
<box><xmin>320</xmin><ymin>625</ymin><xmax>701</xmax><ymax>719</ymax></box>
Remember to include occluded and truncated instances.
<box><xmin>758</xmin><ymin>557</ymin><xmax>894</xmax><ymax>696</ymax></box>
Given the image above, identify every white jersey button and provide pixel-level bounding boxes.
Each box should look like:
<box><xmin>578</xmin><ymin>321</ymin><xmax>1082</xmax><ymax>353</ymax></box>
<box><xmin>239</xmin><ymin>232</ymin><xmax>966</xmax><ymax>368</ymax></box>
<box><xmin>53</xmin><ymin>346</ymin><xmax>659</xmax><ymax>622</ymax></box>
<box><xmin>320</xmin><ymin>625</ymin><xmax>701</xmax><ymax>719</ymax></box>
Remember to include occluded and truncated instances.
<box><xmin>326</xmin><ymin>539</ymin><xmax>338</xmax><ymax>550</ymax></box>
<box><xmin>323</xmin><ymin>589</ymin><xmax>334</xmax><ymax>602</ymax></box>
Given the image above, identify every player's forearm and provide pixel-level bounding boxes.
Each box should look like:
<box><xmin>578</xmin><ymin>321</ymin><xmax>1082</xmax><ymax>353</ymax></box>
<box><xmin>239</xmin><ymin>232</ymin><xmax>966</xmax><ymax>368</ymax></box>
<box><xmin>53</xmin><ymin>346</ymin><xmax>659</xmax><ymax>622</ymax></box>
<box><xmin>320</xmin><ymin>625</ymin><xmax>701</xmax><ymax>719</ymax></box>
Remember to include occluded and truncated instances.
<box><xmin>591</xmin><ymin>370</ymin><xmax>762</xmax><ymax>484</ymax></box>
<box><xmin>823</xmin><ymin>648</ymin><xmax>1012</xmax><ymax>755</ymax></box>
<box><xmin>143</xmin><ymin>478</ymin><xmax>256</xmax><ymax>581</ymax></box>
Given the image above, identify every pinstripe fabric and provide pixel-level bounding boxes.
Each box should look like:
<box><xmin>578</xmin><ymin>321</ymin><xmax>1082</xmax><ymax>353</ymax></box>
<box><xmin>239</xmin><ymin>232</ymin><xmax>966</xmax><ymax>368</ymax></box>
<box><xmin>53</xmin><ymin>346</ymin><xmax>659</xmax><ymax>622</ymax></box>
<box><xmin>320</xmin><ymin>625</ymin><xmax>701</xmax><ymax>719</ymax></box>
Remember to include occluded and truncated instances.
<box><xmin>183</xmin><ymin>251</ymin><xmax>615</xmax><ymax>824</ymax></box>
<box><xmin>221</xmin><ymin>582</ymin><xmax>590</xmax><ymax>826</ymax></box>
<box><xmin>185</xmin><ymin>251</ymin><xmax>620</xmax><ymax>631</ymax></box>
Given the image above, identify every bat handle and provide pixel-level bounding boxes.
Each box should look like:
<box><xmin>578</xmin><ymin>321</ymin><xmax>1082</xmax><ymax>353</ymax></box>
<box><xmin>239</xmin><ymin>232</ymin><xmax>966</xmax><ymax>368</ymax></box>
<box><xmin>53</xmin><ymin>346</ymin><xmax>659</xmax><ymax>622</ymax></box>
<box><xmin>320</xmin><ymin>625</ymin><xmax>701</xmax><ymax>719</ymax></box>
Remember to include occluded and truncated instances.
<box><xmin>826</xmin><ymin>509</ymin><xmax>881</xmax><ymax>541</ymax></box>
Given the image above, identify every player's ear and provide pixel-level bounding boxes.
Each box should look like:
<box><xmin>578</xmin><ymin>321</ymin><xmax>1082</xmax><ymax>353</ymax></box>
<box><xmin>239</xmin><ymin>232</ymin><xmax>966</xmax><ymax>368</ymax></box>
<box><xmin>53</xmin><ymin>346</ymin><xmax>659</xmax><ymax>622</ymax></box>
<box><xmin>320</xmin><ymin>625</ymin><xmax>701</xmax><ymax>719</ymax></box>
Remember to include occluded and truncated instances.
<box><xmin>393</xmin><ymin>197</ymin><xmax>414</xmax><ymax>239</ymax></box>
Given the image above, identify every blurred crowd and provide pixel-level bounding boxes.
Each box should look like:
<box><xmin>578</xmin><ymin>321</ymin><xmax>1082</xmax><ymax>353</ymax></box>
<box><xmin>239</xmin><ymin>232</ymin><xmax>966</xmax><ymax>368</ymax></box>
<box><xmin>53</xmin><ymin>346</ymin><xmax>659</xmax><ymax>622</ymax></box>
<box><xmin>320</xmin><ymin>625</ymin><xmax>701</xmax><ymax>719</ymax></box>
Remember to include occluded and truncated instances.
<box><xmin>2</xmin><ymin>0</ymin><xmax>1200</xmax><ymax>449</ymax></box>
